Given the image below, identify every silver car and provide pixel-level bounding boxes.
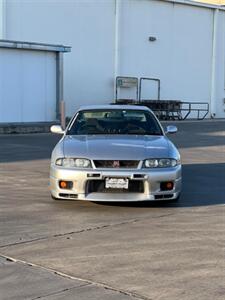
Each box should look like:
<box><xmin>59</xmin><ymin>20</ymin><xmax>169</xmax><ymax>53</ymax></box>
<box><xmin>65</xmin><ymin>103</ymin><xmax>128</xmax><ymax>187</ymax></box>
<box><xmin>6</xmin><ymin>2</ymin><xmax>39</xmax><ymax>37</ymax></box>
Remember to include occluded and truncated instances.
<box><xmin>50</xmin><ymin>105</ymin><xmax>181</xmax><ymax>202</ymax></box>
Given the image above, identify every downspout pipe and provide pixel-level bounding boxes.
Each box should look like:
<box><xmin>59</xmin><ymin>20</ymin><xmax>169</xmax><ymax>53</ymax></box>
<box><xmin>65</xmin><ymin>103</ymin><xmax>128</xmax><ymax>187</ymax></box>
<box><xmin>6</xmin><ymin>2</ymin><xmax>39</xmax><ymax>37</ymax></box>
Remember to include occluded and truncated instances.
<box><xmin>56</xmin><ymin>52</ymin><xmax>65</xmax><ymax>128</ymax></box>
<box><xmin>0</xmin><ymin>0</ymin><xmax>6</xmax><ymax>39</ymax></box>
<box><xmin>210</xmin><ymin>8</ymin><xmax>219</xmax><ymax>118</ymax></box>
<box><xmin>114</xmin><ymin>0</ymin><xmax>120</xmax><ymax>99</ymax></box>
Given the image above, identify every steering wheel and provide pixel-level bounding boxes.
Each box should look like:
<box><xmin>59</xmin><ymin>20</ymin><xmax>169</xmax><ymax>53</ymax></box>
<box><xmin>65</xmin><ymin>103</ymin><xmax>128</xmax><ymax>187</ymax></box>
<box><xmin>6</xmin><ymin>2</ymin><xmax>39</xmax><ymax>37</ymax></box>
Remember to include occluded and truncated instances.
<box><xmin>78</xmin><ymin>124</ymin><xmax>97</xmax><ymax>134</ymax></box>
<box><xmin>123</xmin><ymin>123</ymin><xmax>146</xmax><ymax>134</ymax></box>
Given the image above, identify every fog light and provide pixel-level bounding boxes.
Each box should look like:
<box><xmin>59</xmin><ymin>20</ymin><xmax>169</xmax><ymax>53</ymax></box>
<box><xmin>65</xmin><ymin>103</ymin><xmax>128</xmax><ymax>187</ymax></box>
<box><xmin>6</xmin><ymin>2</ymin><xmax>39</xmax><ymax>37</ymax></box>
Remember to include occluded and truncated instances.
<box><xmin>59</xmin><ymin>180</ymin><xmax>73</xmax><ymax>189</ymax></box>
<box><xmin>160</xmin><ymin>181</ymin><xmax>174</xmax><ymax>191</ymax></box>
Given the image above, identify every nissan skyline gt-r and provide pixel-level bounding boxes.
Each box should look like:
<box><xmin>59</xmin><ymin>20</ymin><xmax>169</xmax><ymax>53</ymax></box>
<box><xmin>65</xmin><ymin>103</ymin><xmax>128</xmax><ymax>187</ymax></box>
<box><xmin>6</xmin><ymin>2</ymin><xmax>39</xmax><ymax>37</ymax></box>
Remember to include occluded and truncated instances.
<box><xmin>50</xmin><ymin>105</ymin><xmax>182</xmax><ymax>202</ymax></box>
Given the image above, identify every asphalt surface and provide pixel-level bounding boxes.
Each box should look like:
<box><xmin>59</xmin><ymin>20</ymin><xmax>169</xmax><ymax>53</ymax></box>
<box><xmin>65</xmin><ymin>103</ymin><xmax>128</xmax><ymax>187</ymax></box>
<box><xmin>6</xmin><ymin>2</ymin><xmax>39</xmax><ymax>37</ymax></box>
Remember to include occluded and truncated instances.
<box><xmin>0</xmin><ymin>120</ymin><xmax>224</xmax><ymax>300</ymax></box>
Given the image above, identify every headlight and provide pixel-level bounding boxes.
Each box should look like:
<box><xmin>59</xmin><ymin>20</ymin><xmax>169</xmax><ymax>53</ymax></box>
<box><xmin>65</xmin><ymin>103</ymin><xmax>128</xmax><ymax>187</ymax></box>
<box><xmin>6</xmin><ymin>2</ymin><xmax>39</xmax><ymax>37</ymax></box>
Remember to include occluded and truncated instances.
<box><xmin>55</xmin><ymin>158</ymin><xmax>91</xmax><ymax>168</ymax></box>
<box><xmin>144</xmin><ymin>158</ymin><xmax>179</xmax><ymax>168</ymax></box>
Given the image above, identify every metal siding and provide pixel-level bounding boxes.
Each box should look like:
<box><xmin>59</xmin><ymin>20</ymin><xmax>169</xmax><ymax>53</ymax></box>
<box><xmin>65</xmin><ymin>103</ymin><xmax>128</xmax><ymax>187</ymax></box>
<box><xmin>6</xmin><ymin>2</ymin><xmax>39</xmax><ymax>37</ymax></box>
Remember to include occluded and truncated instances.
<box><xmin>0</xmin><ymin>48</ymin><xmax>56</xmax><ymax>122</ymax></box>
<box><xmin>119</xmin><ymin>0</ymin><xmax>175</xmax><ymax>100</ymax></box>
<box><xmin>3</xmin><ymin>0</ymin><xmax>225</xmax><ymax>118</ymax></box>
<box><xmin>5</xmin><ymin>0</ymin><xmax>115</xmax><ymax>116</ymax></box>
<box><xmin>0</xmin><ymin>48</ymin><xmax>22</xmax><ymax>122</ymax></box>
<box><xmin>119</xmin><ymin>1</ymin><xmax>213</xmax><ymax>104</ymax></box>
<box><xmin>172</xmin><ymin>4</ymin><xmax>213</xmax><ymax>104</ymax></box>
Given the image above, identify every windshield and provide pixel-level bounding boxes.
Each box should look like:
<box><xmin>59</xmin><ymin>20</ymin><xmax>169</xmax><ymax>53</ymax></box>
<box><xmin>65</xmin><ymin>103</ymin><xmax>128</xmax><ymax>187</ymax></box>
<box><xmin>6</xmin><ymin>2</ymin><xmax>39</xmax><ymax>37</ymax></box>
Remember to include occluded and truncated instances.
<box><xmin>67</xmin><ymin>109</ymin><xmax>163</xmax><ymax>136</ymax></box>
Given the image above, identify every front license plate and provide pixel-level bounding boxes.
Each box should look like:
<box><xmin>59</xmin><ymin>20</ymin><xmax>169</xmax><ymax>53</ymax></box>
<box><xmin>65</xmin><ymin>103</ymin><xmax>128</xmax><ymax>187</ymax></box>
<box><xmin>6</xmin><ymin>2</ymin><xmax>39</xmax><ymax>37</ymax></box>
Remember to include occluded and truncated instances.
<box><xmin>105</xmin><ymin>178</ymin><xmax>129</xmax><ymax>189</ymax></box>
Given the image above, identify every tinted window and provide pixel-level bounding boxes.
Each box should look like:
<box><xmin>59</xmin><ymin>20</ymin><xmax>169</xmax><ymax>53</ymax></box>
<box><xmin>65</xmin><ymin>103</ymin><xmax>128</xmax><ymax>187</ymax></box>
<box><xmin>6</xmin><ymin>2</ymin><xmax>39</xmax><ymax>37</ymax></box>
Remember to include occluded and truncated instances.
<box><xmin>67</xmin><ymin>109</ymin><xmax>163</xmax><ymax>136</ymax></box>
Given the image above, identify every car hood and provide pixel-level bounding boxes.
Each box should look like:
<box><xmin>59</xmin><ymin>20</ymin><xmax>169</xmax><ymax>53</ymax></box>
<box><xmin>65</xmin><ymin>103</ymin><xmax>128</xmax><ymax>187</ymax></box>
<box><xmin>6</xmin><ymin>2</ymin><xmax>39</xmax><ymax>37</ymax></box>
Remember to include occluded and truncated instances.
<box><xmin>63</xmin><ymin>135</ymin><xmax>169</xmax><ymax>160</ymax></box>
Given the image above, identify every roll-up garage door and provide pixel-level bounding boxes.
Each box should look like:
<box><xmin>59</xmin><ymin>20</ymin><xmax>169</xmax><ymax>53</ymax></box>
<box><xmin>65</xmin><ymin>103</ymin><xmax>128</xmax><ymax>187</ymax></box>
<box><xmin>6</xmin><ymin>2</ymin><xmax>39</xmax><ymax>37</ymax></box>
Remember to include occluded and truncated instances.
<box><xmin>0</xmin><ymin>48</ymin><xmax>56</xmax><ymax>123</ymax></box>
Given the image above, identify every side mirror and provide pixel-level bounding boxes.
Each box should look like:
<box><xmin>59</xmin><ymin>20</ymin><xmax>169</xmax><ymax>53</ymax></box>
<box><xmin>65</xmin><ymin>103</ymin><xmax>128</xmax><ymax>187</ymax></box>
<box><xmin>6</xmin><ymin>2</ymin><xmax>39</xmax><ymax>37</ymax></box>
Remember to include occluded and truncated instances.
<box><xmin>166</xmin><ymin>125</ymin><xmax>177</xmax><ymax>134</ymax></box>
<box><xmin>50</xmin><ymin>125</ymin><xmax>65</xmax><ymax>134</ymax></box>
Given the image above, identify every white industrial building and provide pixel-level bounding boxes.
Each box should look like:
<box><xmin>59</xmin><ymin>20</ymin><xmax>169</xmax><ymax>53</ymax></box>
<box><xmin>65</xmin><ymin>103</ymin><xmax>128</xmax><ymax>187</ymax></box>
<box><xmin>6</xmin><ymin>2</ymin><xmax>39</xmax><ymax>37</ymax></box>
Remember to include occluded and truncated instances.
<box><xmin>0</xmin><ymin>0</ymin><xmax>225</xmax><ymax>122</ymax></box>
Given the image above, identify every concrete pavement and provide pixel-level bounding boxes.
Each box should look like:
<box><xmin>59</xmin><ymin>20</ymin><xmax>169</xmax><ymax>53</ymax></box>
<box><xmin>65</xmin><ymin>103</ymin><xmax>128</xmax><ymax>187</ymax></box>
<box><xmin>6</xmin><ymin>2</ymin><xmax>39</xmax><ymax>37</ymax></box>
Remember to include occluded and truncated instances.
<box><xmin>0</xmin><ymin>120</ymin><xmax>224</xmax><ymax>300</ymax></box>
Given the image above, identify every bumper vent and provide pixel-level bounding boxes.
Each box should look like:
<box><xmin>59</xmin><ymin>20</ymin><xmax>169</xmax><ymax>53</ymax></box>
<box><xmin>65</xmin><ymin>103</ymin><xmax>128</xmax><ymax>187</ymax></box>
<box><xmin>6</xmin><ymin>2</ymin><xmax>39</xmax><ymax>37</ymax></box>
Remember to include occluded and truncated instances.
<box><xmin>154</xmin><ymin>194</ymin><xmax>174</xmax><ymax>200</ymax></box>
<box><xmin>59</xmin><ymin>193</ymin><xmax>78</xmax><ymax>199</ymax></box>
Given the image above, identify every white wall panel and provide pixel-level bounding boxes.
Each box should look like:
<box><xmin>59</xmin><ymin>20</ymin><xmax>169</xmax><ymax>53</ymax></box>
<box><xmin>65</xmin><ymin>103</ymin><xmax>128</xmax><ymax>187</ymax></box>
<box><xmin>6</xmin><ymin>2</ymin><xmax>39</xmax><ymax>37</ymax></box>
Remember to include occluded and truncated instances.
<box><xmin>5</xmin><ymin>0</ymin><xmax>115</xmax><ymax>116</ymax></box>
<box><xmin>0</xmin><ymin>48</ymin><xmax>56</xmax><ymax>122</ymax></box>
<box><xmin>2</xmin><ymin>0</ymin><xmax>225</xmax><ymax>119</ymax></box>
<box><xmin>0</xmin><ymin>48</ymin><xmax>22</xmax><ymax>122</ymax></box>
<box><xmin>119</xmin><ymin>0</ymin><xmax>213</xmax><ymax>106</ymax></box>
<box><xmin>172</xmin><ymin>4</ymin><xmax>213</xmax><ymax>104</ymax></box>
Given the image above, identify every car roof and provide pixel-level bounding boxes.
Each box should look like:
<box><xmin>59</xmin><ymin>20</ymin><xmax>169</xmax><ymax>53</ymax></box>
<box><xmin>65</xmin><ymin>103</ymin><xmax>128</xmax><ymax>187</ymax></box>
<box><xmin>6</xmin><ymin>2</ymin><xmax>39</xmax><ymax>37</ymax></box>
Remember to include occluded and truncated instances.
<box><xmin>77</xmin><ymin>104</ymin><xmax>151</xmax><ymax>112</ymax></box>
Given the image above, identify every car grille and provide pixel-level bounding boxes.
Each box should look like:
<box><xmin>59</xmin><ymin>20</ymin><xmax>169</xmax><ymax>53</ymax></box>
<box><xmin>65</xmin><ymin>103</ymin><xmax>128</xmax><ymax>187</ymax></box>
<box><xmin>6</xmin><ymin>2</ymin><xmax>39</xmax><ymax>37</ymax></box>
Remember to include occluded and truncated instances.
<box><xmin>86</xmin><ymin>180</ymin><xmax>144</xmax><ymax>193</ymax></box>
<box><xmin>93</xmin><ymin>160</ymin><xmax>139</xmax><ymax>169</ymax></box>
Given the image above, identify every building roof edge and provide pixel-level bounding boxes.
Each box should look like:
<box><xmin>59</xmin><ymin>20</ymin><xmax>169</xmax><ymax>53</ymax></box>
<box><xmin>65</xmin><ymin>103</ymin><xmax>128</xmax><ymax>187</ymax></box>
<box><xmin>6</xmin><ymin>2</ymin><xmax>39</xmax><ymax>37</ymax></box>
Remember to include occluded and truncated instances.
<box><xmin>0</xmin><ymin>39</ymin><xmax>71</xmax><ymax>52</ymax></box>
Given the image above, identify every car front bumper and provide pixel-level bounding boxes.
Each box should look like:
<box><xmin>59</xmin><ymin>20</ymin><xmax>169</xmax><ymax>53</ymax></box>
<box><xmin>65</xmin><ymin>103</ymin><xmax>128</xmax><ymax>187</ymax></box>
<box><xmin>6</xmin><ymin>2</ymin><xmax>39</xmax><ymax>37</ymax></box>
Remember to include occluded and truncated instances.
<box><xmin>50</xmin><ymin>165</ymin><xmax>182</xmax><ymax>202</ymax></box>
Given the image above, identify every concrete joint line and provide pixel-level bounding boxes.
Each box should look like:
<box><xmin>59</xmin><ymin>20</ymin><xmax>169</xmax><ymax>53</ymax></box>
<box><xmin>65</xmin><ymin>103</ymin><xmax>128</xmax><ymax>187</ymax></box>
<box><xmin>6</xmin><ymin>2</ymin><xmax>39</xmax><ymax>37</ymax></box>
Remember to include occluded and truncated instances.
<box><xmin>0</xmin><ymin>213</ymin><xmax>177</xmax><ymax>249</ymax></box>
<box><xmin>31</xmin><ymin>283</ymin><xmax>91</xmax><ymax>300</ymax></box>
<box><xmin>0</xmin><ymin>236</ymin><xmax>51</xmax><ymax>249</ymax></box>
<box><xmin>0</xmin><ymin>219</ymin><xmax>140</xmax><ymax>249</ymax></box>
<box><xmin>0</xmin><ymin>253</ymin><xmax>151</xmax><ymax>300</ymax></box>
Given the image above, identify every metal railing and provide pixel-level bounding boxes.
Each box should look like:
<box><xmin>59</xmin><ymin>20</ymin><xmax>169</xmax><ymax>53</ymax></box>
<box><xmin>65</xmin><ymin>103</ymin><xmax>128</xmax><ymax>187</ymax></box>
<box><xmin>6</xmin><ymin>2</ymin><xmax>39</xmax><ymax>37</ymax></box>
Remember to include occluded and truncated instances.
<box><xmin>139</xmin><ymin>100</ymin><xmax>209</xmax><ymax>120</ymax></box>
<box><xmin>114</xmin><ymin>76</ymin><xmax>210</xmax><ymax>120</ymax></box>
<box><xmin>180</xmin><ymin>102</ymin><xmax>209</xmax><ymax>120</ymax></box>
<box><xmin>139</xmin><ymin>77</ymin><xmax>161</xmax><ymax>101</ymax></box>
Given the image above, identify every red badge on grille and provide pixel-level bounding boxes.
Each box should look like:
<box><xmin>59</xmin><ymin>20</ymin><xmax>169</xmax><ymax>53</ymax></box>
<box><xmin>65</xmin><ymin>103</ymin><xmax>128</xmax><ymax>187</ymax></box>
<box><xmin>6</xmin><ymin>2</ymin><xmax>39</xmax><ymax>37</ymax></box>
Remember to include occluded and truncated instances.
<box><xmin>113</xmin><ymin>160</ymin><xmax>120</xmax><ymax>168</ymax></box>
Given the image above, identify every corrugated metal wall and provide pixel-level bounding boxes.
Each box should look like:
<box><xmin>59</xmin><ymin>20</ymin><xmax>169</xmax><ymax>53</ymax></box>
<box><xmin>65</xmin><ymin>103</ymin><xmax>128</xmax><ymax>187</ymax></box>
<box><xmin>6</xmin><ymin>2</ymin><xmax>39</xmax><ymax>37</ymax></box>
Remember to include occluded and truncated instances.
<box><xmin>1</xmin><ymin>0</ymin><xmax>225</xmax><ymax>119</ymax></box>
<box><xmin>0</xmin><ymin>48</ymin><xmax>56</xmax><ymax>122</ymax></box>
